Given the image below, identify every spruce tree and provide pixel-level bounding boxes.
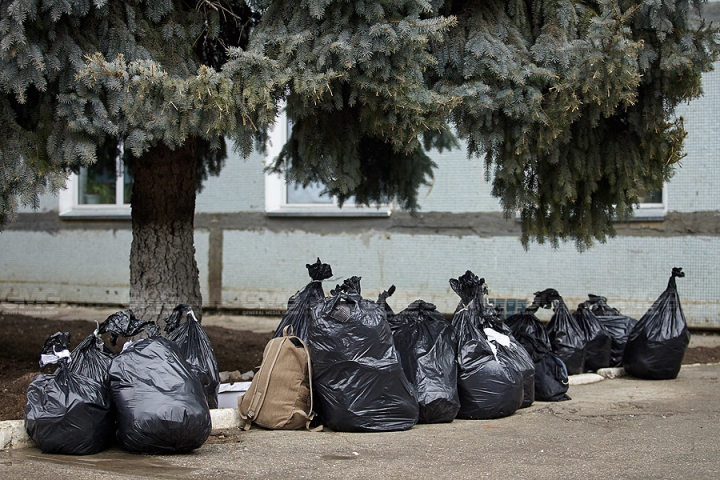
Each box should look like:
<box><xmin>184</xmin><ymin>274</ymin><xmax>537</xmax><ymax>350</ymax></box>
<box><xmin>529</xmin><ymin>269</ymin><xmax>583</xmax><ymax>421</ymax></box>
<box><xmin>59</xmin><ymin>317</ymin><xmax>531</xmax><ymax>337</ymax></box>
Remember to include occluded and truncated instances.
<box><xmin>0</xmin><ymin>1</ymin><xmax>456</xmax><ymax>321</ymax></box>
<box><xmin>1</xmin><ymin>1</ymin><xmax>718</xmax><ymax>321</ymax></box>
<box><xmin>432</xmin><ymin>0</ymin><xmax>720</xmax><ymax>248</ymax></box>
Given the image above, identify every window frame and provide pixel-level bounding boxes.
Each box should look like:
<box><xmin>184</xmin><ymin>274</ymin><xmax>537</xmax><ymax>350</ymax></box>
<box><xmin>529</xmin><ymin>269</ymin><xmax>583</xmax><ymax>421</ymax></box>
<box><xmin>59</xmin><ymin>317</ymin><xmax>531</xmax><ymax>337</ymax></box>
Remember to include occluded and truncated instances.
<box><xmin>264</xmin><ymin>110</ymin><xmax>392</xmax><ymax>218</ymax></box>
<box><xmin>632</xmin><ymin>187</ymin><xmax>667</xmax><ymax>221</ymax></box>
<box><xmin>59</xmin><ymin>155</ymin><xmax>132</xmax><ymax>220</ymax></box>
<box><xmin>512</xmin><ymin>185</ymin><xmax>668</xmax><ymax>223</ymax></box>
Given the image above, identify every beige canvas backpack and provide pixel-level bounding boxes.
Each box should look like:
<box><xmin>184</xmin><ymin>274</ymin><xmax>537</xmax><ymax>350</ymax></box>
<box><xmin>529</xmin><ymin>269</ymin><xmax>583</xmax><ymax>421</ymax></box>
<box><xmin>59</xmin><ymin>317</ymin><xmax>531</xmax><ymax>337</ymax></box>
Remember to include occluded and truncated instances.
<box><xmin>238</xmin><ymin>326</ymin><xmax>320</xmax><ymax>431</ymax></box>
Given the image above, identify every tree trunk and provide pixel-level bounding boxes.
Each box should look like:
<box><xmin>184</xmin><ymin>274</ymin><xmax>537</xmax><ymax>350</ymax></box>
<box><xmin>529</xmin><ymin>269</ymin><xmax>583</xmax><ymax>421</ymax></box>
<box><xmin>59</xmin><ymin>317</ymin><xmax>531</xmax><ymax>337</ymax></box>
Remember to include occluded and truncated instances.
<box><xmin>129</xmin><ymin>139</ymin><xmax>202</xmax><ymax>323</ymax></box>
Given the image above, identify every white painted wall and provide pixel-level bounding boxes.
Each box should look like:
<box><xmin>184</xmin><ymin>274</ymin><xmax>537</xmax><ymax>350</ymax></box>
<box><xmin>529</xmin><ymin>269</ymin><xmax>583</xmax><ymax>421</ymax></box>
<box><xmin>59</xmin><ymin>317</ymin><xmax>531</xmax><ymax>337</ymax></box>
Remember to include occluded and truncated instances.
<box><xmin>0</xmin><ymin>230</ymin><xmax>209</xmax><ymax>310</ymax></box>
<box><xmin>221</xmin><ymin>230</ymin><xmax>720</xmax><ymax>327</ymax></box>
<box><xmin>669</xmin><ymin>67</ymin><xmax>720</xmax><ymax>213</ymax></box>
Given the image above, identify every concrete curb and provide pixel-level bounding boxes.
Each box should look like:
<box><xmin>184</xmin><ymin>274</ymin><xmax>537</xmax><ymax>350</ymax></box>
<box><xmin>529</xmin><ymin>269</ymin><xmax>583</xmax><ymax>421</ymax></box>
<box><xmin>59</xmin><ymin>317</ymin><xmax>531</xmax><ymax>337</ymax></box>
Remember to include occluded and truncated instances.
<box><xmin>596</xmin><ymin>367</ymin><xmax>627</xmax><ymax>379</ymax></box>
<box><xmin>567</xmin><ymin>373</ymin><xmax>605</xmax><ymax>386</ymax></box>
<box><xmin>0</xmin><ymin>408</ymin><xmax>245</xmax><ymax>451</ymax></box>
<box><xmin>210</xmin><ymin>407</ymin><xmax>246</xmax><ymax>431</ymax></box>
<box><xmin>0</xmin><ymin>420</ymin><xmax>34</xmax><ymax>450</ymax></box>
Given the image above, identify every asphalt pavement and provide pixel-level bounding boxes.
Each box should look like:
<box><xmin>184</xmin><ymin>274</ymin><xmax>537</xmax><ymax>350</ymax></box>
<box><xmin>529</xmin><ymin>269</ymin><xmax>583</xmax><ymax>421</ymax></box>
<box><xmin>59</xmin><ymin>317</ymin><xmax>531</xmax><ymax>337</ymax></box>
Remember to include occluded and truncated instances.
<box><xmin>1</xmin><ymin>361</ymin><xmax>719</xmax><ymax>479</ymax></box>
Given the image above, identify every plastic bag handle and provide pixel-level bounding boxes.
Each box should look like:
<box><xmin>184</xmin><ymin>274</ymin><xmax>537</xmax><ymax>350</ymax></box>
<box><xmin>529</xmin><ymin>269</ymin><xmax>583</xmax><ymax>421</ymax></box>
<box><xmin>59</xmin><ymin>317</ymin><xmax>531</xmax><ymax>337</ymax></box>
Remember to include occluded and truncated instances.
<box><xmin>334</xmin><ymin>292</ymin><xmax>360</xmax><ymax>305</ymax></box>
<box><xmin>325</xmin><ymin>292</ymin><xmax>360</xmax><ymax>311</ymax></box>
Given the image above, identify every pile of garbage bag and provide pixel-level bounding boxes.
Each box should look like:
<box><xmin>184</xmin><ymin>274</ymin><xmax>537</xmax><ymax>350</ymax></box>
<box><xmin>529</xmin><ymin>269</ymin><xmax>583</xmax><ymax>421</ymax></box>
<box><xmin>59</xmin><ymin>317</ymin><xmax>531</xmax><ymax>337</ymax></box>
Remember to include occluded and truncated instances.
<box><xmin>25</xmin><ymin>263</ymin><xmax>692</xmax><ymax>447</ymax></box>
<box><xmin>280</xmin><ymin>262</ymin><xmax>690</xmax><ymax>433</ymax></box>
<box><xmin>25</xmin><ymin>305</ymin><xmax>218</xmax><ymax>455</ymax></box>
<box><xmin>302</xmin><ymin>266</ymin><xmax>687</xmax><ymax>428</ymax></box>
<box><xmin>505</xmin><ymin>269</ymin><xmax>688</xmax><ymax>381</ymax></box>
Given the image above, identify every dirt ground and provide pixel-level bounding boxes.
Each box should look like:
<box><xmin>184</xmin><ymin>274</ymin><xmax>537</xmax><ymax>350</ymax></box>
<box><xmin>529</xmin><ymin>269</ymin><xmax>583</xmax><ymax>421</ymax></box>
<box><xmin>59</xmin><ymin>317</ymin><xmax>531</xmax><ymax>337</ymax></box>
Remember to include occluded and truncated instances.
<box><xmin>0</xmin><ymin>313</ymin><xmax>273</xmax><ymax>421</ymax></box>
<box><xmin>1</xmin><ymin>312</ymin><xmax>718</xmax><ymax>422</ymax></box>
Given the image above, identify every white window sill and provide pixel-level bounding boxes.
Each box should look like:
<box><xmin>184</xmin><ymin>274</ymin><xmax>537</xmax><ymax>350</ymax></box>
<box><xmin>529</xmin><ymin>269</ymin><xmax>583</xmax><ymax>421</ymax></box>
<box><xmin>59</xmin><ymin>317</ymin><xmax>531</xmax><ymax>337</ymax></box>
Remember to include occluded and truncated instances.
<box><xmin>266</xmin><ymin>205</ymin><xmax>391</xmax><ymax>217</ymax></box>
<box><xmin>514</xmin><ymin>205</ymin><xmax>666</xmax><ymax>223</ymax></box>
<box><xmin>629</xmin><ymin>207</ymin><xmax>666</xmax><ymax>221</ymax></box>
<box><xmin>59</xmin><ymin>207</ymin><xmax>131</xmax><ymax>220</ymax></box>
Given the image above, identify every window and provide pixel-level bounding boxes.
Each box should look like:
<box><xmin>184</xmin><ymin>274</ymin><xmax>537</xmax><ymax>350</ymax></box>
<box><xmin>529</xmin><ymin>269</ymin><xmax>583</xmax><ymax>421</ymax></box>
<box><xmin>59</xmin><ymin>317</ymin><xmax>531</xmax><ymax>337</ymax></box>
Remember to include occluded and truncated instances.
<box><xmin>487</xmin><ymin>298</ymin><xmax>528</xmax><ymax>319</ymax></box>
<box><xmin>264</xmin><ymin>111</ymin><xmax>392</xmax><ymax>217</ymax></box>
<box><xmin>633</xmin><ymin>188</ymin><xmax>666</xmax><ymax>221</ymax></box>
<box><xmin>59</xmin><ymin>142</ymin><xmax>132</xmax><ymax>219</ymax></box>
<box><xmin>513</xmin><ymin>186</ymin><xmax>667</xmax><ymax>223</ymax></box>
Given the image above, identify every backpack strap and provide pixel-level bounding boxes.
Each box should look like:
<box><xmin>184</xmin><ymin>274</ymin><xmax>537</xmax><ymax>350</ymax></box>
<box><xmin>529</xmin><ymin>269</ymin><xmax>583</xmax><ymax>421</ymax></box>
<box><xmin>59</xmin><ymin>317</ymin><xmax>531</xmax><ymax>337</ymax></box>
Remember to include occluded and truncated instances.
<box><xmin>241</xmin><ymin>337</ymin><xmax>286</xmax><ymax>431</ymax></box>
<box><xmin>294</xmin><ymin>335</ymin><xmax>323</xmax><ymax>432</ymax></box>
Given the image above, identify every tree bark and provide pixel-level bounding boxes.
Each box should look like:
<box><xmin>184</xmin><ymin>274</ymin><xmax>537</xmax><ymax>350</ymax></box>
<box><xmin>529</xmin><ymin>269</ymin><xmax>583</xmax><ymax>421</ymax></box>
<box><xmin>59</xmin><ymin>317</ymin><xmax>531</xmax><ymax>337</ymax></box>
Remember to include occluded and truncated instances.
<box><xmin>129</xmin><ymin>139</ymin><xmax>202</xmax><ymax>323</ymax></box>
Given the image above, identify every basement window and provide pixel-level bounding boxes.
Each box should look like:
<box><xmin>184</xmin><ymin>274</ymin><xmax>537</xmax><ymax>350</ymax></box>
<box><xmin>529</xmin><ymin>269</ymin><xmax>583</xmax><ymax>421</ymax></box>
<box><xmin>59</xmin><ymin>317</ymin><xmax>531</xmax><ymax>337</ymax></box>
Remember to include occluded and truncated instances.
<box><xmin>487</xmin><ymin>298</ymin><xmax>528</xmax><ymax>319</ymax></box>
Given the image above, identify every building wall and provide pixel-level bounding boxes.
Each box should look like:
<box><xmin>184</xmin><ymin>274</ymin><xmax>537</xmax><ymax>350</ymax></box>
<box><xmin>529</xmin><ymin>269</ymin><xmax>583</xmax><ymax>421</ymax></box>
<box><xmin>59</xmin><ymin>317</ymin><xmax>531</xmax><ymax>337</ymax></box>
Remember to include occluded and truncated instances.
<box><xmin>0</xmin><ymin>228</ymin><xmax>210</xmax><ymax>309</ymax></box>
<box><xmin>668</xmin><ymin>67</ymin><xmax>720</xmax><ymax>213</ymax></box>
<box><xmin>220</xmin><ymin>230</ymin><xmax>720</xmax><ymax>328</ymax></box>
<box><xmin>2</xmin><ymin>65</ymin><xmax>719</xmax><ymax>328</ymax></box>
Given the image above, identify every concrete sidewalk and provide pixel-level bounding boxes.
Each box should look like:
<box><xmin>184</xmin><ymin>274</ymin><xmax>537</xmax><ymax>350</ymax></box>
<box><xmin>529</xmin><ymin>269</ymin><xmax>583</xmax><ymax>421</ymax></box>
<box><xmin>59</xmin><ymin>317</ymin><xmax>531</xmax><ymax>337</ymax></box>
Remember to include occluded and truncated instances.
<box><xmin>1</xmin><ymin>363</ymin><xmax>719</xmax><ymax>479</ymax></box>
<box><xmin>2</xmin><ymin>304</ymin><xmax>719</xmax><ymax>478</ymax></box>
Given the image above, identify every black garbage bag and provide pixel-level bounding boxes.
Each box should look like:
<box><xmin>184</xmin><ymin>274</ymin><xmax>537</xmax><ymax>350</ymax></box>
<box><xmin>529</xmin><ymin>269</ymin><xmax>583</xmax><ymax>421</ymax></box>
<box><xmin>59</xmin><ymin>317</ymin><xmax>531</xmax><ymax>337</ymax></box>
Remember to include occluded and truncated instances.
<box><xmin>573</xmin><ymin>303</ymin><xmax>612</xmax><ymax>372</ymax></box>
<box><xmin>492</xmin><ymin>314</ymin><xmax>534</xmax><ymax>408</ymax></box>
<box><xmin>505</xmin><ymin>310</ymin><xmax>551</xmax><ymax>363</ymax></box>
<box><xmin>453</xmin><ymin>313</ymin><xmax>524</xmax><ymax>419</ymax></box>
<box><xmin>534</xmin><ymin>351</ymin><xmax>571</xmax><ymax>401</ymax></box>
<box><xmin>109</xmin><ymin>334</ymin><xmax>212</xmax><ymax>453</ymax></box>
<box><xmin>450</xmin><ymin>271</ymin><xmax>524</xmax><ymax>419</ymax></box>
<box><xmin>69</xmin><ymin>330</ymin><xmax>115</xmax><ymax>381</ymax></box>
<box><xmin>308</xmin><ymin>276</ymin><xmax>419</xmax><ymax>432</ymax></box>
<box><xmin>165</xmin><ymin>304</ymin><xmax>220</xmax><ymax>409</ymax></box>
<box><xmin>97</xmin><ymin>309</ymin><xmax>155</xmax><ymax>346</ymax></box>
<box><xmin>389</xmin><ymin>300</ymin><xmax>460</xmax><ymax>423</ymax></box>
<box><xmin>25</xmin><ymin>331</ymin><xmax>115</xmax><ymax>455</ymax></box>
<box><xmin>623</xmin><ymin>268</ymin><xmax>691</xmax><ymax>380</ymax></box>
<box><xmin>506</xmin><ymin>308</ymin><xmax>570</xmax><ymax>402</ymax></box>
<box><xmin>476</xmin><ymin>291</ymin><xmax>535</xmax><ymax>409</ymax></box>
<box><xmin>587</xmin><ymin>294</ymin><xmax>638</xmax><ymax>367</ymax></box>
<box><xmin>544</xmin><ymin>290</ymin><xmax>586</xmax><ymax>375</ymax></box>
<box><xmin>377</xmin><ymin>285</ymin><xmax>397</xmax><ymax>322</ymax></box>
<box><xmin>273</xmin><ymin>259</ymin><xmax>333</xmax><ymax>342</ymax></box>
<box><xmin>488</xmin><ymin>326</ymin><xmax>536</xmax><ymax>409</ymax></box>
